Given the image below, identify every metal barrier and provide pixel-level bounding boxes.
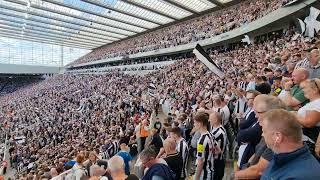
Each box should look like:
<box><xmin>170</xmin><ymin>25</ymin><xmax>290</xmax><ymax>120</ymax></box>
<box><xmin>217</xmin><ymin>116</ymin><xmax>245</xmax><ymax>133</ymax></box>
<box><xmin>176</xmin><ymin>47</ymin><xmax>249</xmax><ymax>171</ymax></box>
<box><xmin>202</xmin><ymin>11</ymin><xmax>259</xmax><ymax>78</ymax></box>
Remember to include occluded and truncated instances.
<box><xmin>51</xmin><ymin>169</ymin><xmax>72</xmax><ymax>180</ymax></box>
<box><xmin>50</xmin><ymin>159</ymin><xmax>92</xmax><ymax>180</ymax></box>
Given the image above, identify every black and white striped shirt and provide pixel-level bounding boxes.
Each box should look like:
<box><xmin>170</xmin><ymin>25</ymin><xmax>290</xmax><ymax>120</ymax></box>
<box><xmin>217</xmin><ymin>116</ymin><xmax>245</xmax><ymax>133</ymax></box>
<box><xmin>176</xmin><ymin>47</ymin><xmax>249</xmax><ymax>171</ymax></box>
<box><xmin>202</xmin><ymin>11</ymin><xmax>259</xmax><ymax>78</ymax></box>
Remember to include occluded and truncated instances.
<box><xmin>105</xmin><ymin>141</ymin><xmax>118</xmax><ymax>159</ymax></box>
<box><xmin>211</xmin><ymin>125</ymin><xmax>227</xmax><ymax>160</ymax></box>
<box><xmin>235</xmin><ymin>98</ymin><xmax>247</xmax><ymax>115</ymax></box>
<box><xmin>100</xmin><ymin>150</ymin><xmax>110</xmax><ymax>160</ymax></box>
<box><xmin>295</xmin><ymin>57</ymin><xmax>309</xmax><ymax>69</ymax></box>
<box><xmin>196</xmin><ymin>132</ymin><xmax>216</xmax><ymax>180</ymax></box>
<box><xmin>217</xmin><ymin>106</ymin><xmax>230</xmax><ymax>126</ymax></box>
<box><xmin>100</xmin><ymin>143</ymin><xmax>114</xmax><ymax>160</ymax></box>
<box><xmin>177</xmin><ymin>138</ymin><xmax>189</xmax><ymax>178</ymax></box>
<box><xmin>238</xmin><ymin>81</ymin><xmax>248</xmax><ymax>90</ymax></box>
<box><xmin>112</xmin><ymin>140</ymin><xmax>119</xmax><ymax>155</ymax></box>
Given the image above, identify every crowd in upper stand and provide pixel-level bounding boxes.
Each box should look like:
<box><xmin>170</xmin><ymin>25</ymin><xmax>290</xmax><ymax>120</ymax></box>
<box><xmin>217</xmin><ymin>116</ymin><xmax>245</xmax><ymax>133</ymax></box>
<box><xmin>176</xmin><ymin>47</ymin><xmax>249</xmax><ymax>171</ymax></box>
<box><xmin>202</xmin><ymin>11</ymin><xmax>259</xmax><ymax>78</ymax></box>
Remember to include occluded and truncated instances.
<box><xmin>1</xmin><ymin>24</ymin><xmax>320</xmax><ymax>179</ymax></box>
<box><xmin>68</xmin><ymin>54</ymin><xmax>187</xmax><ymax>72</ymax></box>
<box><xmin>71</xmin><ymin>0</ymin><xmax>282</xmax><ymax>65</ymax></box>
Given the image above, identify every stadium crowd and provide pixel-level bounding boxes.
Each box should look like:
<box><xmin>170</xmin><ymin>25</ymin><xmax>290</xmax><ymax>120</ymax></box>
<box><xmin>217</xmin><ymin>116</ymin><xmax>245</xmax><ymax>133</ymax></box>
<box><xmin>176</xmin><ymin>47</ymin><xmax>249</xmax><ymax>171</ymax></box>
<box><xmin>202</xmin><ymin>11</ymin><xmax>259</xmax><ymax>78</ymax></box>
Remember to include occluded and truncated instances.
<box><xmin>1</xmin><ymin>0</ymin><xmax>320</xmax><ymax>178</ymax></box>
<box><xmin>0</xmin><ymin>72</ymin><xmax>155</xmax><ymax>178</ymax></box>
<box><xmin>71</xmin><ymin>0</ymin><xmax>283</xmax><ymax>65</ymax></box>
<box><xmin>0</xmin><ymin>77</ymin><xmax>41</xmax><ymax>96</ymax></box>
<box><xmin>1</xmin><ymin>24</ymin><xmax>320</xmax><ymax>180</ymax></box>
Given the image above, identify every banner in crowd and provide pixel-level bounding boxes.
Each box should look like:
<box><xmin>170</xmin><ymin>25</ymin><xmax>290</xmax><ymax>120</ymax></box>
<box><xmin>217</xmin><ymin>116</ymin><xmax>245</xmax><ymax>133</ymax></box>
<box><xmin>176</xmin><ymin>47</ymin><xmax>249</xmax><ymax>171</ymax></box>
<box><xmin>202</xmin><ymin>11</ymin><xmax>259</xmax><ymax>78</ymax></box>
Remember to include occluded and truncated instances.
<box><xmin>193</xmin><ymin>44</ymin><xmax>225</xmax><ymax>79</ymax></box>
<box><xmin>241</xmin><ymin>35</ymin><xmax>252</xmax><ymax>45</ymax></box>
<box><xmin>282</xmin><ymin>0</ymin><xmax>300</xmax><ymax>7</ymax></box>
<box><xmin>298</xmin><ymin>6</ymin><xmax>320</xmax><ymax>38</ymax></box>
<box><xmin>147</xmin><ymin>83</ymin><xmax>157</xmax><ymax>97</ymax></box>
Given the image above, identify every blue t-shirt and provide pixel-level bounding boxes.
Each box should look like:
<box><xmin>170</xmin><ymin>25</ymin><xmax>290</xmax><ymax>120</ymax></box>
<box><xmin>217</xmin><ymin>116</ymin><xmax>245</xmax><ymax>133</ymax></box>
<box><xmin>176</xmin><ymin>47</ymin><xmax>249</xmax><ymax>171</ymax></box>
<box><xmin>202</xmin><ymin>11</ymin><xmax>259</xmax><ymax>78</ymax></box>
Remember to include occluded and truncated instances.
<box><xmin>117</xmin><ymin>151</ymin><xmax>132</xmax><ymax>174</ymax></box>
<box><xmin>64</xmin><ymin>160</ymin><xmax>76</xmax><ymax>167</ymax></box>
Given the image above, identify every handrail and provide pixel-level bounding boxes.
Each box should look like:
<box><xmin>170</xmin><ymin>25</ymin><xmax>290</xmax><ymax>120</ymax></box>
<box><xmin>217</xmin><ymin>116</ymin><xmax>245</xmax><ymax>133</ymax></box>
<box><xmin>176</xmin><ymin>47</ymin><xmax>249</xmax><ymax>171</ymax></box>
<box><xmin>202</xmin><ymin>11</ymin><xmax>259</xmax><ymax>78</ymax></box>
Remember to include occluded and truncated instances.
<box><xmin>51</xmin><ymin>169</ymin><xmax>72</xmax><ymax>180</ymax></box>
<box><xmin>51</xmin><ymin>159</ymin><xmax>95</xmax><ymax>180</ymax></box>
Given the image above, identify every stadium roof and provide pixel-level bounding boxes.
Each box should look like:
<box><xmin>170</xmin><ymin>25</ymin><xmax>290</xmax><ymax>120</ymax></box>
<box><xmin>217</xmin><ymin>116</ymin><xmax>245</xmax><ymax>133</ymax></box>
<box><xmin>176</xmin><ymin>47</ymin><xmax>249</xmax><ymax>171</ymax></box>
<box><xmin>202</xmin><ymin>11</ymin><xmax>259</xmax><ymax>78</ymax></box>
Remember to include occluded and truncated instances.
<box><xmin>0</xmin><ymin>0</ymin><xmax>233</xmax><ymax>50</ymax></box>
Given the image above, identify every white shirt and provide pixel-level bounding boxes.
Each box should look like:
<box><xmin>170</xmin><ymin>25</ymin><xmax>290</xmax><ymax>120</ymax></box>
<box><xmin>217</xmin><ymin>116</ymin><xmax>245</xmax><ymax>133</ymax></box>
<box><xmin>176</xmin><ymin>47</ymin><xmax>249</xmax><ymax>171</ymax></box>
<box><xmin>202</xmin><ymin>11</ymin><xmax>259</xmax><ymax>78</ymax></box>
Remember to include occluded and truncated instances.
<box><xmin>246</xmin><ymin>81</ymin><xmax>256</xmax><ymax>91</ymax></box>
<box><xmin>244</xmin><ymin>107</ymin><xmax>254</xmax><ymax>120</ymax></box>
<box><xmin>297</xmin><ymin>99</ymin><xmax>320</xmax><ymax>127</ymax></box>
<box><xmin>51</xmin><ymin>176</ymin><xmax>63</xmax><ymax>180</ymax></box>
<box><xmin>221</xmin><ymin>105</ymin><xmax>230</xmax><ymax>125</ymax></box>
<box><xmin>65</xmin><ymin>164</ymin><xmax>86</xmax><ymax>180</ymax></box>
<box><xmin>212</xmin><ymin>105</ymin><xmax>230</xmax><ymax>125</ymax></box>
<box><xmin>135</xmin><ymin>124</ymin><xmax>141</xmax><ymax>138</ymax></box>
<box><xmin>295</xmin><ymin>57</ymin><xmax>309</xmax><ymax>69</ymax></box>
<box><xmin>278</xmin><ymin>90</ymin><xmax>287</xmax><ymax>99</ymax></box>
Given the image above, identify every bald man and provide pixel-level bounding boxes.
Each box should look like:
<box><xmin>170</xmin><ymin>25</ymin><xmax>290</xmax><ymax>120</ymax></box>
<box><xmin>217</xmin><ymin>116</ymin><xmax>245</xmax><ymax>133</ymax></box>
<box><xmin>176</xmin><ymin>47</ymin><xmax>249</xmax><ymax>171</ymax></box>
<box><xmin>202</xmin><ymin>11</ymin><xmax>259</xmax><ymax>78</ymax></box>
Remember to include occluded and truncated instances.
<box><xmin>163</xmin><ymin>138</ymin><xmax>183</xmax><ymax>180</ymax></box>
<box><xmin>90</xmin><ymin>165</ymin><xmax>108</xmax><ymax>180</ymax></box>
<box><xmin>108</xmin><ymin>156</ymin><xmax>138</xmax><ymax>180</ymax></box>
<box><xmin>282</xmin><ymin>68</ymin><xmax>309</xmax><ymax>110</ymax></box>
<box><xmin>308</xmin><ymin>49</ymin><xmax>320</xmax><ymax>78</ymax></box>
<box><xmin>50</xmin><ymin>168</ymin><xmax>59</xmax><ymax>178</ymax></box>
<box><xmin>209</xmin><ymin>112</ymin><xmax>226</xmax><ymax>180</ymax></box>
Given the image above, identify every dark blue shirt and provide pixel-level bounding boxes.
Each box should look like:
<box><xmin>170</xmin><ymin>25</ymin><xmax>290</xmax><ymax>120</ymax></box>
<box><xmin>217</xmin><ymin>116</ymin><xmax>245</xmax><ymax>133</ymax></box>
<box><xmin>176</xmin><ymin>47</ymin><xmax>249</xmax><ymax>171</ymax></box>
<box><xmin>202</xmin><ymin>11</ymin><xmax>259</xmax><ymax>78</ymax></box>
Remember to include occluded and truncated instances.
<box><xmin>261</xmin><ymin>145</ymin><xmax>320</xmax><ymax>180</ymax></box>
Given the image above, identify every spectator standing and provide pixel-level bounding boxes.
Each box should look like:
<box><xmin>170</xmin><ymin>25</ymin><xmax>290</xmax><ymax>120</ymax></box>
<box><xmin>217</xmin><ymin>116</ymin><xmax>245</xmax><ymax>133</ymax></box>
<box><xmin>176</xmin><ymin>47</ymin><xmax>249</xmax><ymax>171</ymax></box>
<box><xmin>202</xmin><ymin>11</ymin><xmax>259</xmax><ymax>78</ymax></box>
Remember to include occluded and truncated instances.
<box><xmin>169</xmin><ymin>127</ymin><xmax>189</xmax><ymax>180</ymax></box>
<box><xmin>140</xmin><ymin>147</ymin><xmax>174</xmax><ymax>180</ymax></box>
<box><xmin>245</xmin><ymin>73</ymin><xmax>256</xmax><ymax>91</ymax></box>
<box><xmin>194</xmin><ymin>112</ymin><xmax>217</xmax><ymax>180</ymax></box>
<box><xmin>117</xmin><ymin>143</ymin><xmax>133</xmax><ymax>175</ymax></box>
<box><xmin>89</xmin><ymin>165</ymin><xmax>109</xmax><ymax>180</ymax></box>
<box><xmin>261</xmin><ymin>109</ymin><xmax>320</xmax><ymax>179</ymax></box>
<box><xmin>163</xmin><ymin>138</ymin><xmax>183</xmax><ymax>180</ymax></box>
<box><xmin>209</xmin><ymin>112</ymin><xmax>227</xmax><ymax>180</ymax></box>
<box><xmin>139</xmin><ymin>120</ymin><xmax>150</xmax><ymax>153</ymax></box>
<box><xmin>308</xmin><ymin>49</ymin><xmax>320</xmax><ymax>78</ymax></box>
<box><xmin>153</xmin><ymin>118</ymin><xmax>162</xmax><ymax>134</ymax></box>
<box><xmin>86</xmin><ymin>151</ymin><xmax>104</xmax><ymax>176</ymax></box>
<box><xmin>108</xmin><ymin>156</ymin><xmax>138</xmax><ymax>180</ymax></box>
<box><xmin>149</xmin><ymin>129</ymin><xmax>163</xmax><ymax>154</ymax></box>
<box><xmin>66</xmin><ymin>153</ymin><xmax>87</xmax><ymax>180</ymax></box>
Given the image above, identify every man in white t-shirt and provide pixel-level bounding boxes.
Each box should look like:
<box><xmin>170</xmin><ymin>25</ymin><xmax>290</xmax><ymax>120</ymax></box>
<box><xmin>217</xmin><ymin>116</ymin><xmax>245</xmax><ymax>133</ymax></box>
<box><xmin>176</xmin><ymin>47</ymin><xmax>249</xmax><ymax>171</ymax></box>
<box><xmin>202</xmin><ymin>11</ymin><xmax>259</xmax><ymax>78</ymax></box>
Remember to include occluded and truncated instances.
<box><xmin>246</xmin><ymin>74</ymin><xmax>256</xmax><ymax>91</ymax></box>
<box><xmin>214</xmin><ymin>96</ymin><xmax>230</xmax><ymax>126</ymax></box>
<box><xmin>202</xmin><ymin>96</ymin><xmax>230</xmax><ymax>126</ymax></box>
<box><xmin>307</xmin><ymin>49</ymin><xmax>320</xmax><ymax>79</ymax></box>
